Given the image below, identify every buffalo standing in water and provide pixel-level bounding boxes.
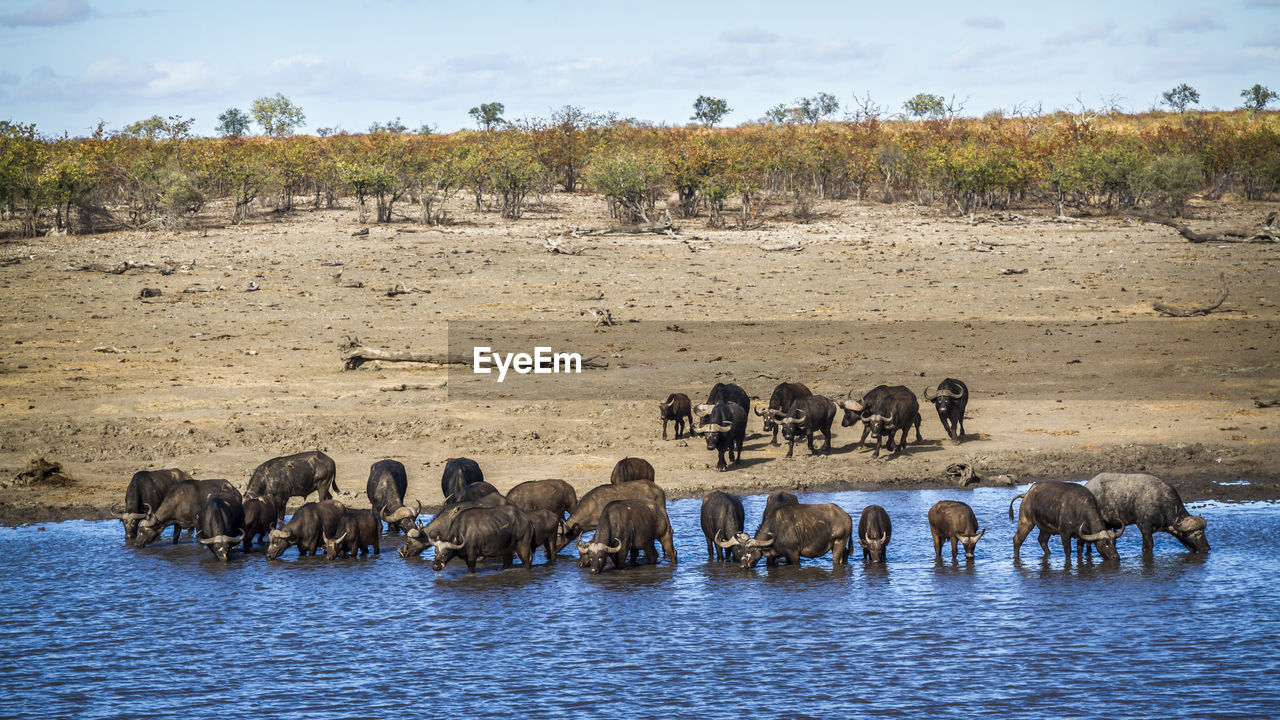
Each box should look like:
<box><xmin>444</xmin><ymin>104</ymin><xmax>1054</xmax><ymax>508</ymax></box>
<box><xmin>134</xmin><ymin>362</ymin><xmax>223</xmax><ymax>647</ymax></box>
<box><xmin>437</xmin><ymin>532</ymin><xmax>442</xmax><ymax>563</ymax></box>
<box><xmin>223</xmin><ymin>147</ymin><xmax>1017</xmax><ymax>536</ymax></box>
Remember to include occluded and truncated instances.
<box><xmin>1009</xmin><ymin>481</ymin><xmax>1123</xmax><ymax>561</ymax></box>
<box><xmin>858</xmin><ymin>505</ymin><xmax>892</xmax><ymax>563</ymax></box>
<box><xmin>431</xmin><ymin>505</ymin><xmax>535</xmax><ymax>574</ymax></box>
<box><xmin>266</xmin><ymin>500</ymin><xmax>347</xmax><ymax>559</ymax></box>
<box><xmin>246</xmin><ymin>451</ymin><xmax>338</xmax><ymax>523</ymax></box>
<box><xmin>196</xmin><ymin>493</ymin><xmax>245</xmax><ymax>562</ymax></box>
<box><xmin>927</xmin><ymin>500</ymin><xmax>985</xmax><ymax>560</ymax></box>
<box><xmin>506</xmin><ymin>478</ymin><xmax>577</xmax><ymax>520</ymax></box>
<box><xmin>577</xmin><ymin>499</ymin><xmax>677</xmax><ymax>573</ymax></box>
<box><xmin>367</xmin><ymin>459</ymin><xmax>417</xmax><ymax>533</ymax></box>
<box><xmin>557</xmin><ymin>480</ymin><xmax>668</xmax><ymax>552</ymax></box>
<box><xmin>113</xmin><ymin>468</ymin><xmax>193</xmax><ymax>543</ymax></box>
<box><xmin>720</xmin><ymin>502</ymin><xmax>852</xmax><ymax>568</ymax></box>
<box><xmin>700</xmin><ymin>491</ymin><xmax>745</xmax><ymax>562</ymax></box>
<box><xmin>135</xmin><ymin>479</ymin><xmax>240</xmax><ymax>548</ymax></box>
<box><xmin>1084</xmin><ymin>473</ymin><xmax>1208</xmax><ymax>554</ymax></box>
<box><xmin>440</xmin><ymin>457</ymin><xmax>484</xmax><ymax>505</ymax></box>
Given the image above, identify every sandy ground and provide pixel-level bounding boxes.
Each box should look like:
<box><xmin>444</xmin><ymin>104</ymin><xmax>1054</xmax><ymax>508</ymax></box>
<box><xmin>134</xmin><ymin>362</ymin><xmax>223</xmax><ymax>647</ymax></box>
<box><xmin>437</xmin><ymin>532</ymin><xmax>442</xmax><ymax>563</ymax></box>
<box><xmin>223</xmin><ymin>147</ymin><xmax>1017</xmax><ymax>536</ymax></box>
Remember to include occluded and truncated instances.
<box><xmin>1</xmin><ymin>192</ymin><xmax>1278</xmax><ymax>524</ymax></box>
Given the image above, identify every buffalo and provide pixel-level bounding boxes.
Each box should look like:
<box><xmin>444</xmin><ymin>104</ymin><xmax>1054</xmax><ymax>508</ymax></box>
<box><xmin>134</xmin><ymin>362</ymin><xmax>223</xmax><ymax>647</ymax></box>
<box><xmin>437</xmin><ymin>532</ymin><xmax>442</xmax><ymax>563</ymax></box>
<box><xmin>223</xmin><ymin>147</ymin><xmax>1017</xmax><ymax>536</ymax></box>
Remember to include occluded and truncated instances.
<box><xmin>1009</xmin><ymin>481</ymin><xmax>1123</xmax><ymax>561</ymax></box>
<box><xmin>526</xmin><ymin>508</ymin><xmax>565</xmax><ymax>563</ymax></box>
<box><xmin>839</xmin><ymin>384</ymin><xmax>894</xmax><ymax>429</ymax></box>
<box><xmin>558</xmin><ymin>480</ymin><xmax>668</xmax><ymax>551</ymax></box>
<box><xmin>755</xmin><ymin>382</ymin><xmax>812</xmax><ymax>445</ymax></box>
<box><xmin>431</xmin><ymin>504</ymin><xmax>535</xmax><ymax>574</ymax></box>
<box><xmin>927</xmin><ymin>500</ymin><xmax>985</xmax><ymax>559</ymax></box>
<box><xmin>266</xmin><ymin>499</ymin><xmax>347</xmax><ymax>559</ymax></box>
<box><xmin>506</xmin><ymin>478</ymin><xmax>577</xmax><ymax>519</ymax></box>
<box><xmin>859</xmin><ymin>386</ymin><xmax>923</xmax><ymax>458</ymax></box>
<box><xmin>577</xmin><ymin>499</ymin><xmax>677</xmax><ymax>573</ymax></box>
<box><xmin>693</xmin><ymin>382</ymin><xmax>751</xmax><ymax>433</ymax></box>
<box><xmin>399</xmin><ymin>495</ymin><xmax>511</xmax><ymax>558</ymax></box>
<box><xmin>113</xmin><ymin>468</ymin><xmax>193</xmax><ymax>543</ymax></box>
<box><xmin>135</xmin><ymin>479</ymin><xmax>240</xmax><ymax>548</ymax></box>
<box><xmin>246</xmin><ymin>451</ymin><xmax>338</xmax><ymax>523</ymax></box>
<box><xmin>658</xmin><ymin>392</ymin><xmax>694</xmax><ymax>440</ymax></box>
<box><xmin>924</xmin><ymin>378</ymin><xmax>969</xmax><ymax>444</ymax></box>
<box><xmin>323</xmin><ymin>509</ymin><xmax>380</xmax><ymax>559</ymax></box>
<box><xmin>440</xmin><ymin>457</ymin><xmax>484</xmax><ymax>505</ymax></box>
<box><xmin>367</xmin><ymin>459</ymin><xmax>417</xmax><ymax>533</ymax></box>
<box><xmin>858</xmin><ymin>505</ymin><xmax>892</xmax><ymax>563</ymax></box>
<box><xmin>196</xmin><ymin>493</ymin><xmax>245</xmax><ymax>562</ymax></box>
<box><xmin>721</xmin><ymin>502</ymin><xmax>852</xmax><ymax>568</ymax></box>
<box><xmin>779</xmin><ymin>395</ymin><xmax>839</xmax><ymax>458</ymax></box>
<box><xmin>763</xmin><ymin>490</ymin><xmax>799</xmax><ymax>519</ymax></box>
<box><xmin>702</xmin><ymin>401</ymin><xmax>747</xmax><ymax>471</ymax></box>
<box><xmin>700</xmin><ymin>491</ymin><xmax>745</xmax><ymax>561</ymax></box>
<box><xmin>1084</xmin><ymin>473</ymin><xmax>1208</xmax><ymax>554</ymax></box>
<box><xmin>461</xmin><ymin>481</ymin><xmax>506</xmax><ymax>503</ymax></box>
<box><xmin>241</xmin><ymin>495</ymin><xmax>278</xmax><ymax>551</ymax></box>
<box><xmin>610</xmin><ymin>457</ymin><xmax>655</xmax><ymax>485</ymax></box>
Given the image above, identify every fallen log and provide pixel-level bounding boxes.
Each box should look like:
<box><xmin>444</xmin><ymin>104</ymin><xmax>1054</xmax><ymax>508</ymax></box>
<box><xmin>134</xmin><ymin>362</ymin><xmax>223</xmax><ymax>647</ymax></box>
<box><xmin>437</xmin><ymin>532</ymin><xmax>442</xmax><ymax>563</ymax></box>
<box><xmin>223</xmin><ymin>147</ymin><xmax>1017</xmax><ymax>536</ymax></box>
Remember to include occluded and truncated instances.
<box><xmin>1253</xmin><ymin>397</ymin><xmax>1280</xmax><ymax>409</ymax></box>
<box><xmin>1130</xmin><ymin>213</ymin><xmax>1277</xmax><ymax>243</ymax></box>
<box><xmin>1153</xmin><ymin>273</ymin><xmax>1229</xmax><ymax>317</ymax></box>
<box><xmin>340</xmin><ymin>337</ymin><xmax>608</xmax><ymax>371</ymax></box>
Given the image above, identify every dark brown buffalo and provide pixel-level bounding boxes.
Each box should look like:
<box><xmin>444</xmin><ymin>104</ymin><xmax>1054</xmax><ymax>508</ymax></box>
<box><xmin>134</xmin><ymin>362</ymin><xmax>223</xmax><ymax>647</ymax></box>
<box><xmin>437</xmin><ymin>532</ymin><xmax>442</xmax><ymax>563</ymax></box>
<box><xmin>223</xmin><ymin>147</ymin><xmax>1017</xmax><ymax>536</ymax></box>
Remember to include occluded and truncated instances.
<box><xmin>399</xmin><ymin>494</ymin><xmax>510</xmax><ymax>558</ymax></box>
<box><xmin>693</xmin><ymin>382</ymin><xmax>751</xmax><ymax>433</ymax></box>
<box><xmin>506</xmin><ymin>479</ymin><xmax>578</xmax><ymax>519</ymax></box>
<box><xmin>702</xmin><ymin>401</ymin><xmax>748</xmax><ymax>471</ymax></box>
<box><xmin>755</xmin><ymin>382</ymin><xmax>812</xmax><ymax>445</ymax></box>
<box><xmin>1010</xmin><ymin>481</ymin><xmax>1122</xmax><ymax>561</ymax></box>
<box><xmin>720</xmin><ymin>502</ymin><xmax>852</xmax><ymax>568</ymax></box>
<box><xmin>610</xmin><ymin>457</ymin><xmax>655</xmax><ymax>485</ymax></box>
<box><xmin>246</xmin><ymin>451</ymin><xmax>338</xmax><ymax>523</ymax></box>
<box><xmin>241</xmin><ymin>495</ymin><xmax>278</xmax><ymax>552</ymax></box>
<box><xmin>526</xmin><ymin>508</ymin><xmax>564</xmax><ymax>563</ymax></box>
<box><xmin>440</xmin><ymin>457</ymin><xmax>484</xmax><ymax>505</ymax></box>
<box><xmin>323</xmin><ymin>509</ymin><xmax>380</xmax><ymax>559</ymax></box>
<box><xmin>1084</xmin><ymin>473</ymin><xmax>1209</xmax><ymax>554</ymax></box>
<box><xmin>196</xmin><ymin>493</ymin><xmax>245</xmax><ymax>562</ymax></box>
<box><xmin>367</xmin><ymin>459</ymin><xmax>416</xmax><ymax>533</ymax></box>
<box><xmin>859</xmin><ymin>386</ymin><xmax>923</xmax><ymax>458</ymax></box>
<box><xmin>763</xmin><ymin>490</ymin><xmax>799</xmax><ymax>519</ymax></box>
<box><xmin>658</xmin><ymin>392</ymin><xmax>694</xmax><ymax>440</ymax></box>
<box><xmin>577</xmin><ymin>499</ymin><xmax>677</xmax><ymax>573</ymax></box>
<box><xmin>858</xmin><ymin>504</ymin><xmax>892</xmax><ymax>562</ymax></box>
<box><xmin>927</xmin><ymin>500</ymin><xmax>985</xmax><ymax>559</ymax></box>
<box><xmin>924</xmin><ymin>378</ymin><xmax>969</xmax><ymax>444</ymax></box>
<box><xmin>461</xmin><ymin>481</ymin><xmax>506</xmax><ymax>503</ymax></box>
<box><xmin>266</xmin><ymin>499</ymin><xmax>347</xmax><ymax>559</ymax></box>
<box><xmin>839</xmin><ymin>384</ymin><xmax>894</xmax><ymax>428</ymax></box>
<box><xmin>135</xmin><ymin>479</ymin><xmax>240</xmax><ymax>548</ymax></box>
<box><xmin>779</xmin><ymin>395</ymin><xmax>839</xmax><ymax>457</ymax></box>
<box><xmin>700</xmin><ymin>491</ymin><xmax>745</xmax><ymax>561</ymax></box>
<box><xmin>557</xmin><ymin>480</ymin><xmax>668</xmax><ymax>551</ymax></box>
<box><xmin>431</xmin><ymin>505</ymin><xmax>535</xmax><ymax>574</ymax></box>
<box><xmin>113</xmin><ymin>468</ymin><xmax>193</xmax><ymax>543</ymax></box>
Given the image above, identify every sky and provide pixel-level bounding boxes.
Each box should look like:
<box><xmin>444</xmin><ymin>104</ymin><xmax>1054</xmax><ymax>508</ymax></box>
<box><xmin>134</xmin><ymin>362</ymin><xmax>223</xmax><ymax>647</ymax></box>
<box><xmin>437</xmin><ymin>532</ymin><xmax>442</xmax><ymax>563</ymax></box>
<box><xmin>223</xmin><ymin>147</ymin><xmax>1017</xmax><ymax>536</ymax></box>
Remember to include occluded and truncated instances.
<box><xmin>1</xmin><ymin>0</ymin><xmax>1277</xmax><ymax>137</ymax></box>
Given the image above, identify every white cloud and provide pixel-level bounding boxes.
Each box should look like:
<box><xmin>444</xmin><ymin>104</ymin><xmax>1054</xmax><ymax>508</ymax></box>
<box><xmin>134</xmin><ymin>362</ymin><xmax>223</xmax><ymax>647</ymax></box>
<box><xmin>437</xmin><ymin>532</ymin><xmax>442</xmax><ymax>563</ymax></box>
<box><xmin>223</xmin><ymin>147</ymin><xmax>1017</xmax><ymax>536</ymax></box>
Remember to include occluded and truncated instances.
<box><xmin>947</xmin><ymin>44</ymin><xmax>1019</xmax><ymax>69</ymax></box>
<box><xmin>719</xmin><ymin>27</ymin><xmax>779</xmax><ymax>44</ymax></box>
<box><xmin>1</xmin><ymin>0</ymin><xmax>89</xmax><ymax>27</ymax></box>
<box><xmin>1046</xmin><ymin>21</ymin><xmax>1117</xmax><ymax>46</ymax></box>
<box><xmin>964</xmin><ymin>16</ymin><xmax>1005</xmax><ymax>30</ymax></box>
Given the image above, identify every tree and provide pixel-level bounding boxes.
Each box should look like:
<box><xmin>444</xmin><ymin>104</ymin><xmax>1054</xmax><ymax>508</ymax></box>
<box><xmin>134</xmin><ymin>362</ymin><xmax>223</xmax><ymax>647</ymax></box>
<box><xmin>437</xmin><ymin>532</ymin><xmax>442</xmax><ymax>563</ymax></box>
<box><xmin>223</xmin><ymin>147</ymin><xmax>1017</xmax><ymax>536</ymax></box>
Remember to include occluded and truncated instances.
<box><xmin>216</xmin><ymin>108</ymin><xmax>251</xmax><ymax>137</ymax></box>
<box><xmin>764</xmin><ymin>104</ymin><xmax>798</xmax><ymax>125</ymax></box>
<box><xmin>368</xmin><ymin>117</ymin><xmax>408</xmax><ymax>134</ymax></box>
<box><xmin>796</xmin><ymin>92</ymin><xmax>839</xmax><ymax>125</ymax></box>
<box><xmin>1161</xmin><ymin>84</ymin><xmax>1200</xmax><ymax>114</ymax></box>
<box><xmin>1241</xmin><ymin>84</ymin><xmax>1278</xmax><ymax>117</ymax></box>
<box><xmin>691</xmin><ymin>96</ymin><xmax>731</xmax><ymax>126</ymax></box>
<box><xmin>468</xmin><ymin>102</ymin><xmax>506</xmax><ymax>130</ymax></box>
<box><xmin>121</xmin><ymin>114</ymin><xmax>194</xmax><ymax>141</ymax></box>
<box><xmin>251</xmin><ymin>93</ymin><xmax>306</xmax><ymax>137</ymax></box>
<box><xmin>903</xmin><ymin>93</ymin><xmax>947</xmax><ymax>120</ymax></box>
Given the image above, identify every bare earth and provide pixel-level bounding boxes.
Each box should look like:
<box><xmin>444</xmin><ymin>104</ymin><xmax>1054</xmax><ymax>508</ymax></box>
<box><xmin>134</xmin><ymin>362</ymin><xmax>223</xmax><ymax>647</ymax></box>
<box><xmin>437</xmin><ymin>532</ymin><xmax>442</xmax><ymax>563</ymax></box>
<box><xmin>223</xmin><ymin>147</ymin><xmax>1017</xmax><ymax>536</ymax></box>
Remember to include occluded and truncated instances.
<box><xmin>2</xmin><ymin>193</ymin><xmax>1278</xmax><ymax>524</ymax></box>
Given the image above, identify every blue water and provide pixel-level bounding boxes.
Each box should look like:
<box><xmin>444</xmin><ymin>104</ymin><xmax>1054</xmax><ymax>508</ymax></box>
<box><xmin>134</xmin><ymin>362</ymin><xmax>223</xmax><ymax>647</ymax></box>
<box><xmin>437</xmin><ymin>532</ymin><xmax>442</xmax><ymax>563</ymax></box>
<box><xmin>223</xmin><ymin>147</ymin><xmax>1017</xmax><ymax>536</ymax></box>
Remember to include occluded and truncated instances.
<box><xmin>1</xmin><ymin>487</ymin><xmax>1276</xmax><ymax>719</ymax></box>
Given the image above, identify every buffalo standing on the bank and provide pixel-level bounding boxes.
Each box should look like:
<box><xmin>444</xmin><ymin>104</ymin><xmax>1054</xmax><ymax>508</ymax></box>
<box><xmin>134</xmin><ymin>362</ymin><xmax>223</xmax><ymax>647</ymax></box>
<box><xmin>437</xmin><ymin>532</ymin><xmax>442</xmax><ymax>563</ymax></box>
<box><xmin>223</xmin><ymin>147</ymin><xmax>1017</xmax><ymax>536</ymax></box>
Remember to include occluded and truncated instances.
<box><xmin>859</xmin><ymin>386</ymin><xmax>923</xmax><ymax>458</ymax></box>
<box><xmin>755</xmin><ymin>382</ymin><xmax>812</xmax><ymax>445</ymax></box>
<box><xmin>924</xmin><ymin>378</ymin><xmax>969</xmax><ymax>444</ymax></box>
<box><xmin>779</xmin><ymin>395</ymin><xmax>839</xmax><ymax>458</ymax></box>
<box><xmin>658</xmin><ymin>392</ymin><xmax>694</xmax><ymax>440</ymax></box>
<box><xmin>694</xmin><ymin>382</ymin><xmax>751</xmax><ymax>433</ymax></box>
<box><xmin>702</xmin><ymin>401</ymin><xmax>747</xmax><ymax>471</ymax></box>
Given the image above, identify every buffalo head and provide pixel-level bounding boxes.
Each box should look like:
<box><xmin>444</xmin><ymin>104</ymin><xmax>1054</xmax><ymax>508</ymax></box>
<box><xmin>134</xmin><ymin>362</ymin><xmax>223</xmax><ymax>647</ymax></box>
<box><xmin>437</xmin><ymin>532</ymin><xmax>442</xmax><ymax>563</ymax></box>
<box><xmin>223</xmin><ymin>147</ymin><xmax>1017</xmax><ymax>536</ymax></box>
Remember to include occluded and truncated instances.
<box><xmin>266</xmin><ymin>527</ymin><xmax>295</xmax><ymax>560</ymax></box>
<box><xmin>1170</xmin><ymin>515</ymin><xmax>1210</xmax><ymax>553</ymax></box>
<box><xmin>576</xmin><ymin>535</ymin><xmax>624</xmax><ymax>573</ymax></box>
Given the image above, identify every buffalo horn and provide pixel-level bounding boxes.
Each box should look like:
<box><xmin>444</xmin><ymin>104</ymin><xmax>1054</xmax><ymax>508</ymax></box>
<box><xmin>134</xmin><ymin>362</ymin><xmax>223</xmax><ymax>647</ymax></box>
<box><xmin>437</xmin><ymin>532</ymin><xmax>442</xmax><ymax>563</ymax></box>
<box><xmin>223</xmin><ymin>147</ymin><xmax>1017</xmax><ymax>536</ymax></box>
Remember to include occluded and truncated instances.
<box><xmin>604</xmin><ymin>538</ymin><xmax>623</xmax><ymax>553</ymax></box>
<box><xmin>841</xmin><ymin>399</ymin><xmax>864</xmax><ymax>412</ymax></box>
<box><xmin>704</xmin><ymin>423</ymin><xmax>733</xmax><ymax>432</ymax></box>
<box><xmin>434</xmin><ymin>536</ymin><xmax>464</xmax><ymax>551</ymax></box>
<box><xmin>747</xmin><ymin>533</ymin><xmax>775</xmax><ymax>548</ymax></box>
<box><xmin>1173</xmin><ymin>515</ymin><xmax>1207</xmax><ymax>533</ymax></box>
<box><xmin>923</xmin><ymin>386</ymin><xmax>936</xmax><ymax>401</ymax></box>
<box><xmin>713</xmin><ymin>530</ymin><xmax>739</xmax><ymax>549</ymax></box>
<box><xmin>694</xmin><ymin>403</ymin><xmax>715</xmax><ymax>416</ymax></box>
<box><xmin>269</xmin><ymin>528</ymin><xmax>290</xmax><ymax>539</ymax></box>
<box><xmin>577</xmin><ymin>540</ymin><xmax>590</xmax><ymax>554</ymax></box>
<box><xmin>753</xmin><ymin>406</ymin><xmax>763</xmax><ymax>416</ymax></box>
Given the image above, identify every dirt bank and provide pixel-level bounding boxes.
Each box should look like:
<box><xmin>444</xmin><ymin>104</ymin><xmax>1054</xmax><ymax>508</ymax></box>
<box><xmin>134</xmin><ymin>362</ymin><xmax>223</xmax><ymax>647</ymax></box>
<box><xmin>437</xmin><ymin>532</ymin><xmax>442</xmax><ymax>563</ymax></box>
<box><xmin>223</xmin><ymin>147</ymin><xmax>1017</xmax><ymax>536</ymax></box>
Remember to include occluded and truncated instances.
<box><xmin>1</xmin><ymin>193</ymin><xmax>1278</xmax><ymax>525</ymax></box>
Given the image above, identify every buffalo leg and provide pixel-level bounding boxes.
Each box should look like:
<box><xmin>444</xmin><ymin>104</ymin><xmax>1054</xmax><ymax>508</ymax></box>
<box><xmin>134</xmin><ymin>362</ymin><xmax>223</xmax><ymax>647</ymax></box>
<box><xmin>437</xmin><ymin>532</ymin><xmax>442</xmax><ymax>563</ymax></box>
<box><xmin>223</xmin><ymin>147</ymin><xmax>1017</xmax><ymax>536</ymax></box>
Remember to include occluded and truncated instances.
<box><xmin>950</xmin><ymin>537</ymin><xmax>959</xmax><ymax>559</ymax></box>
<box><xmin>786</xmin><ymin>436</ymin><xmax>795</xmax><ymax>458</ymax></box>
<box><xmin>932</xmin><ymin>529</ymin><xmax>944</xmax><ymax>559</ymax></box>
<box><xmin>705</xmin><ymin>536</ymin><xmax>714</xmax><ymax>562</ymax></box>
<box><xmin>1140</xmin><ymin>525</ymin><xmax>1155</xmax><ymax>554</ymax></box>
<box><xmin>913</xmin><ymin>413</ymin><xmax>923</xmax><ymax>443</ymax></box>
<box><xmin>171</xmin><ymin>525</ymin><xmax>180</xmax><ymax>544</ymax></box>
<box><xmin>661</xmin><ymin>533</ymin><xmax>677</xmax><ymax>563</ymax></box>
<box><xmin>822</xmin><ymin>428</ymin><xmax>832</xmax><ymax>453</ymax></box>
<box><xmin>1013</xmin><ymin>521</ymin><xmax>1033</xmax><ymax>558</ymax></box>
<box><xmin>858</xmin><ymin>426</ymin><xmax>871</xmax><ymax>448</ymax></box>
<box><xmin>1037</xmin><ymin>530</ymin><xmax>1052</xmax><ymax>555</ymax></box>
<box><xmin>1067</xmin><ymin>534</ymin><xmax>1078</xmax><ymax>558</ymax></box>
<box><xmin>662</xmin><ymin>419</ymin><xmax>669</xmax><ymax>441</ymax></box>
<box><xmin>807</xmin><ymin>431</ymin><xmax>817</xmax><ymax>455</ymax></box>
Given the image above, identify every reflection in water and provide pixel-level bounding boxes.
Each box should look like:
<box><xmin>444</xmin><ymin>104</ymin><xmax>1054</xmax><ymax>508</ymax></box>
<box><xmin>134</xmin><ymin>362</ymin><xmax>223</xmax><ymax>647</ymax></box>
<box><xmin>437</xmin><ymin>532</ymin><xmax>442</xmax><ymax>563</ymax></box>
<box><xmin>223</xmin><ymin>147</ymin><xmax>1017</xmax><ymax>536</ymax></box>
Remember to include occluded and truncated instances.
<box><xmin>0</xmin><ymin>491</ymin><xmax>1276</xmax><ymax>719</ymax></box>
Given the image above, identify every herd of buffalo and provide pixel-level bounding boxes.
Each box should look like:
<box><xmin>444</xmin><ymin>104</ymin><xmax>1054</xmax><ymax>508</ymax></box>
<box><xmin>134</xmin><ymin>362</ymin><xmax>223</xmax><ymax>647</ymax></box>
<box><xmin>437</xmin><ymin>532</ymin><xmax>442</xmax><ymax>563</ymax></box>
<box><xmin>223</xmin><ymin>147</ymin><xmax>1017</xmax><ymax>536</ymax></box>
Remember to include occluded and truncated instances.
<box><xmin>112</xmin><ymin>380</ymin><xmax>1211</xmax><ymax>572</ymax></box>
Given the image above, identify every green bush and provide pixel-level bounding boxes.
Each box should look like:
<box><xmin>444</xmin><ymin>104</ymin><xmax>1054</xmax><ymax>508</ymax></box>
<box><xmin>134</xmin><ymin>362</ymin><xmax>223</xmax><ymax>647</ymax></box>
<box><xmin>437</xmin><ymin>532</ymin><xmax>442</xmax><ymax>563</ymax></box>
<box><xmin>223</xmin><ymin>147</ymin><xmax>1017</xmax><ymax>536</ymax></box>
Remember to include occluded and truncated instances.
<box><xmin>1134</xmin><ymin>153</ymin><xmax>1201</xmax><ymax>215</ymax></box>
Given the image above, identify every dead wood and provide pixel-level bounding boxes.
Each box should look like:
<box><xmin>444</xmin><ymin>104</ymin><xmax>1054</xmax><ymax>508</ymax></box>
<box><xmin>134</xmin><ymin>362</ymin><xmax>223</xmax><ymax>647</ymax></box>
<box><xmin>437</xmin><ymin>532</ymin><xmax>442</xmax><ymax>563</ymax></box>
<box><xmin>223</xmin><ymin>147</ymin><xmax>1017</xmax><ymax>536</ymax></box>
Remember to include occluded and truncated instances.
<box><xmin>340</xmin><ymin>336</ymin><xmax>608</xmax><ymax>371</ymax></box>
<box><xmin>1130</xmin><ymin>212</ymin><xmax>1277</xmax><ymax>244</ymax></box>
<box><xmin>1253</xmin><ymin>397</ymin><xmax>1280</xmax><ymax>409</ymax></box>
<box><xmin>65</xmin><ymin>260</ymin><xmax>191</xmax><ymax>275</ymax></box>
<box><xmin>759</xmin><ymin>241</ymin><xmax>803</xmax><ymax>252</ymax></box>
<box><xmin>997</xmin><ymin>267</ymin><xmax>1028</xmax><ymax>275</ymax></box>
<box><xmin>385</xmin><ymin>283</ymin><xmax>426</xmax><ymax>297</ymax></box>
<box><xmin>14</xmin><ymin>457</ymin><xmax>74</xmax><ymax>487</ymax></box>
<box><xmin>582</xmin><ymin>307</ymin><xmax>617</xmax><ymax>327</ymax></box>
<box><xmin>1153</xmin><ymin>273</ymin><xmax>1229</xmax><ymax>317</ymax></box>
